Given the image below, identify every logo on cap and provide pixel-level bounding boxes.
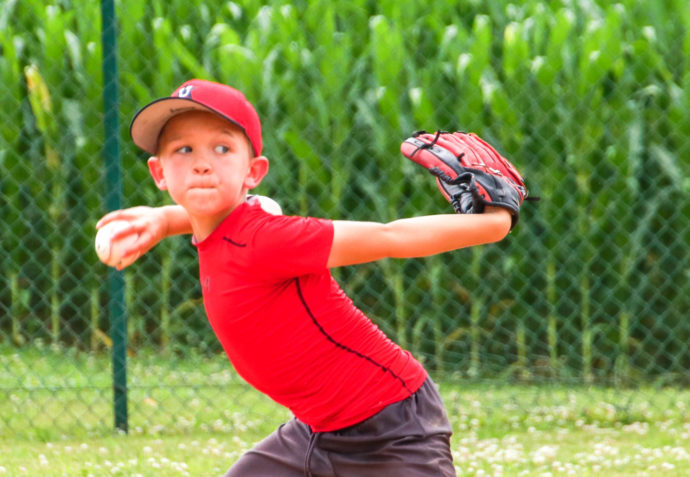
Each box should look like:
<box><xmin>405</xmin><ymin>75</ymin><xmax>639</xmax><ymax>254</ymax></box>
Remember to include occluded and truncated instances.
<box><xmin>176</xmin><ymin>85</ymin><xmax>195</xmax><ymax>98</ymax></box>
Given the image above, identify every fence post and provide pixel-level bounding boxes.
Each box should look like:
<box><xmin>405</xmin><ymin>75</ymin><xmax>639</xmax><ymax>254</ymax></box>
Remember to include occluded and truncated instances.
<box><xmin>100</xmin><ymin>0</ymin><xmax>128</xmax><ymax>433</ymax></box>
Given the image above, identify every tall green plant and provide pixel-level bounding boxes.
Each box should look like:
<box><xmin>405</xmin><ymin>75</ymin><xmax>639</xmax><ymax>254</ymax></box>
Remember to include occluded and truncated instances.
<box><xmin>25</xmin><ymin>65</ymin><xmax>63</xmax><ymax>344</ymax></box>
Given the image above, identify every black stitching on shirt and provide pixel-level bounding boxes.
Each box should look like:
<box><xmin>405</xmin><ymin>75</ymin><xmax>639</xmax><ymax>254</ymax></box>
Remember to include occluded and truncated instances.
<box><xmin>293</xmin><ymin>277</ymin><xmax>412</xmax><ymax>393</ymax></box>
<box><xmin>223</xmin><ymin>237</ymin><xmax>247</xmax><ymax>247</ymax></box>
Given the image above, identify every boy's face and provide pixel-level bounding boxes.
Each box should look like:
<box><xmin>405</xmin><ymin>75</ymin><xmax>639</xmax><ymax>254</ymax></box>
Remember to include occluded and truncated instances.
<box><xmin>147</xmin><ymin>111</ymin><xmax>268</xmax><ymax>236</ymax></box>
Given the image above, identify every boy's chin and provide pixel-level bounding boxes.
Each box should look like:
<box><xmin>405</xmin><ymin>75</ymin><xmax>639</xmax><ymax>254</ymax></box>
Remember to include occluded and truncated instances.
<box><xmin>182</xmin><ymin>201</ymin><xmax>238</xmax><ymax>219</ymax></box>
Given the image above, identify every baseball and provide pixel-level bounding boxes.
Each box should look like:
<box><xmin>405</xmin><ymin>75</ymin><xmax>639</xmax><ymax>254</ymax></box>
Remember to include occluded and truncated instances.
<box><xmin>95</xmin><ymin>220</ymin><xmax>139</xmax><ymax>268</ymax></box>
<box><xmin>253</xmin><ymin>195</ymin><xmax>282</xmax><ymax>215</ymax></box>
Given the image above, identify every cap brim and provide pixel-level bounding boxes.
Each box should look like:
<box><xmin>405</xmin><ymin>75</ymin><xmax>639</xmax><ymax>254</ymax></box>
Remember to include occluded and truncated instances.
<box><xmin>130</xmin><ymin>97</ymin><xmax>246</xmax><ymax>155</ymax></box>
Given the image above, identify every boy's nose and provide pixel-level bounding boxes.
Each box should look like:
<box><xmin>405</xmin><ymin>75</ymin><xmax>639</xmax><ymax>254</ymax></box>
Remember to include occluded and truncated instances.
<box><xmin>194</xmin><ymin>163</ymin><xmax>211</xmax><ymax>174</ymax></box>
<box><xmin>192</xmin><ymin>155</ymin><xmax>211</xmax><ymax>174</ymax></box>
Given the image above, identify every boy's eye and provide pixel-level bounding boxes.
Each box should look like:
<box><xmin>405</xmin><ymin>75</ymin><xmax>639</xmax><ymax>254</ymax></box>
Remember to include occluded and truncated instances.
<box><xmin>176</xmin><ymin>145</ymin><xmax>192</xmax><ymax>154</ymax></box>
<box><xmin>215</xmin><ymin>145</ymin><xmax>230</xmax><ymax>154</ymax></box>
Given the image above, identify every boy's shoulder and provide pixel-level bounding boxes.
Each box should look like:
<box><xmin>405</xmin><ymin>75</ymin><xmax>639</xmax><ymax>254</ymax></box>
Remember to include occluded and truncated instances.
<box><xmin>222</xmin><ymin>201</ymin><xmax>331</xmax><ymax>247</ymax></box>
<box><xmin>200</xmin><ymin>201</ymin><xmax>333</xmax><ymax>281</ymax></box>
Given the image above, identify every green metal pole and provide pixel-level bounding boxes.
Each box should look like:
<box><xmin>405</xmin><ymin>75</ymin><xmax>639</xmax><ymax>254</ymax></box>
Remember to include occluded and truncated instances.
<box><xmin>101</xmin><ymin>0</ymin><xmax>127</xmax><ymax>433</ymax></box>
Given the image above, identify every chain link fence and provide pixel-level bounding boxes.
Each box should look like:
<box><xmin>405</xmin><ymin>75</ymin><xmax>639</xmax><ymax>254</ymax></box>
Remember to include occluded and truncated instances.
<box><xmin>1</xmin><ymin>0</ymin><xmax>689</xmax><ymax>439</ymax></box>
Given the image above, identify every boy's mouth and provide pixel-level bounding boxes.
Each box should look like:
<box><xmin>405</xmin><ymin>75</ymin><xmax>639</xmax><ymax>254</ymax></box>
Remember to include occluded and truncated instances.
<box><xmin>188</xmin><ymin>182</ymin><xmax>216</xmax><ymax>190</ymax></box>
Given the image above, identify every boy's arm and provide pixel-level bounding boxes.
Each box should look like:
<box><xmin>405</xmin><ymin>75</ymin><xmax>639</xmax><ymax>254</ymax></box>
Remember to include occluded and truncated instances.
<box><xmin>327</xmin><ymin>207</ymin><xmax>511</xmax><ymax>268</ymax></box>
<box><xmin>96</xmin><ymin>205</ymin><xmax>191</xmax><ymax>266</ymax></box>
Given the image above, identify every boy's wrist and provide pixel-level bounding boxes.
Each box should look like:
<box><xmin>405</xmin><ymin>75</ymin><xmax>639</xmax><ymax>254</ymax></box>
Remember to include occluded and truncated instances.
<box><xmin>484</xmin><ymin>205</ymin><xmax>511</xmax><ymax>216</ymax></box>
<box><xmin>483</xmin><ymin>206</ymin><xmax>512</xmax><ymax>235</ymax></box>
<box><xmin>158</xmin><ymin>206</ymin><xmax>172</xmax><ymax>238</ymax></box>
<box><xmin>160</xmin><ymin>205</ymin><xmax>191</xmax><ymax>237</ymax></box>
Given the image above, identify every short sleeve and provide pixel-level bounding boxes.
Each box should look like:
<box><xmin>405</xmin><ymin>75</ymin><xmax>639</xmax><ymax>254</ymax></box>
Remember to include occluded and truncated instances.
<box><xmin>248</xmin><ymin>215</ymin><xmax>334</xmax><ymax>280</ymax></box>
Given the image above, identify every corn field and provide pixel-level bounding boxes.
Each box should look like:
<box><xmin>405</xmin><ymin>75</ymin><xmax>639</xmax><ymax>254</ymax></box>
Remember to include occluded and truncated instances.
<box><xmin>1</xmin><ymin>0</ymin><xmax>689</xmax><ymax>436</ymax></box>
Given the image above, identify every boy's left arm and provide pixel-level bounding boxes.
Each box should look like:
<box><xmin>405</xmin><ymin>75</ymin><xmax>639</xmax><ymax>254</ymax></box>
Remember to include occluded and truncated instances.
<box><xmin>327</xmin><ymin>206</ymin><xmax>511</xmax><ymax>268</ymax></box>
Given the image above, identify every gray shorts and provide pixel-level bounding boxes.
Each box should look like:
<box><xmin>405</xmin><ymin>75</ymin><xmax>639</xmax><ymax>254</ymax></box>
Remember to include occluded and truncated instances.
<box><xmin>224</xmin><ymin>378</ymin><xmax>455</xmax><ymax>477</ymax></box>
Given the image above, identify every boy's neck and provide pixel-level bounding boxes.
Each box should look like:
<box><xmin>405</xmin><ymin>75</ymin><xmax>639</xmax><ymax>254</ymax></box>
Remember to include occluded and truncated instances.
<box><xmin>188</xmin><ymin>201</ymin><xmax>245</xmax><ymax>243</ymax></box>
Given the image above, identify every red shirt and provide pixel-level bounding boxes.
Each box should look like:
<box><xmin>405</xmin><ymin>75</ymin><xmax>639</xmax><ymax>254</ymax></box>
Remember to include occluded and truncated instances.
<box><xmin>195</xmin><ymin>200</ymin><xmax>427</xmax><ymax>432</ymax></box>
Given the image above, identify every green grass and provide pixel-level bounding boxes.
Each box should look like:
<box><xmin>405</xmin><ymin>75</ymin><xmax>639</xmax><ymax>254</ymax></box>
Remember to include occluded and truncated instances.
<box><xmin>2</xmin><ymin>347</ymin><xmax>690</xmax><ymax>476</ymax></box>
<box><xmin>443</xmin><ymin>386</ymin><xmax>690</xmax><ymax>476</ymax></box>
<box><xmin>3</xmin><ymin>418</ymin><xmax>690</xmax><ymax>476</ymax></box>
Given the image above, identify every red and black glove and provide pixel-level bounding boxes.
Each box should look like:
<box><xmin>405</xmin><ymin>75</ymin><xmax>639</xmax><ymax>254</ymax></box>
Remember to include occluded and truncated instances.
<box><xmin>401</xmin><ymin>131</ymin><xmax>532</xmax><ymax>229</ymax></box>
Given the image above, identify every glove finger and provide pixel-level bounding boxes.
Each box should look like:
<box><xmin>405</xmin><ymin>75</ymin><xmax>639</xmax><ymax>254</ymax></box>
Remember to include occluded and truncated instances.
<box><xmin>444</xmin><ymin>133</ymin><xmax>495</xmax><ymax>168</ymax></box>
<box><xmin>460</xmin><ymin>133</ymin><xmax>526</xmax><ymax>186</ymax></box>
<box><xmin>401</xmin><ymin>137</ymin><xmax>466</xmax><ymax>179</ymax></box>
<box><xmin>424</xmin><ymin>133</ymin><xmax>468</xmax><ymax>158</ymax></box>
<box><xmin>411</xmin><ymin>133</ymin><xmax>485</xmax><ymax>179</ymax></box>
<box><xmin>413</xmin><ymin>131</ymin><xmax>471</xmax><ymax>160</ymax></box>
<box><xmin>428</xmin><ymin>133</ymin><xmax>502</xmax><ymax>175</ymax></box>
<box><xmin>428</xmin><ymin>135</ymin><xmax>505</xmax><ymax>193</ymax></box>
<box><xmin>408</xmin><ymin>131</ymin><xmax>469</xmax><ymax>155</ymax></box>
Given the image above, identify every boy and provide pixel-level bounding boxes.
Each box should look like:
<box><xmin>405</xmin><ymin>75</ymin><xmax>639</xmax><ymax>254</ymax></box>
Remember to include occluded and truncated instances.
<box><xmin>98</xmin><ymin>79</ymin><xmax>524</xmax><ymax>476</ymax></box>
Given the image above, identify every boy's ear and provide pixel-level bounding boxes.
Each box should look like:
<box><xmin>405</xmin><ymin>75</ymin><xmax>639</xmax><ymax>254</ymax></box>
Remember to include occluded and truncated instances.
<box><xmin>244</xmin><ymin>156</ymin><xmax>269</xmax><ymax>189</ymax></box>
<box><xmin>147</xmin><ymin>156</ymin><xmax>168</xmax><ymax>190</ymax></box>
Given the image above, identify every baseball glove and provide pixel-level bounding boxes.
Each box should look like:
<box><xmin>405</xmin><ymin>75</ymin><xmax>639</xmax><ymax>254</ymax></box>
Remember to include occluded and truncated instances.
<box><xmin>401</xmin><ymin>131</ymin><xmax>531</xmax><ymax>229</ymax></box>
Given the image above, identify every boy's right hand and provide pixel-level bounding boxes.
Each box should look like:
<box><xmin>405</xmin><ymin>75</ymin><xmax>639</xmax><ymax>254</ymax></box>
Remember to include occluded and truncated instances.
<box><xmin>96</xmin><ymin>206</ymin><xmax>171</xmax><ymax>269</ymax></box>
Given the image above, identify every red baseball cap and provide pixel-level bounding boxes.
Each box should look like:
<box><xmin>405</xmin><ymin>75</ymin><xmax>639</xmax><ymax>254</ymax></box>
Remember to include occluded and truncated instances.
<box><xmin>130</xmin><ymin>79</ymin><xmax>262</xmax><ymax>156</ymax></box>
